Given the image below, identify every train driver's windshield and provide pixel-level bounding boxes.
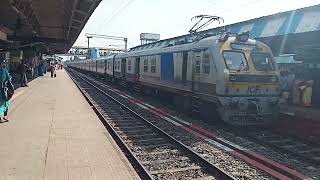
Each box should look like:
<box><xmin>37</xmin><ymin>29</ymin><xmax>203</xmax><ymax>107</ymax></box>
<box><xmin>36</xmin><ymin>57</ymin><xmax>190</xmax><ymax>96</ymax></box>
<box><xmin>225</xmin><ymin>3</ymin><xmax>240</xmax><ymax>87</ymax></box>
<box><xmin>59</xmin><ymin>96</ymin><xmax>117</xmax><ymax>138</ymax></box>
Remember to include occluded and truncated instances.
<box><xmin>223</xmin><ymin>51</ymin><xmax>248</xmax><ymax>71</ymax></box>
<box><xmin>251</xmin><ymin>52</ymin><xmax>275</xmax><ymax>71</ymax></box>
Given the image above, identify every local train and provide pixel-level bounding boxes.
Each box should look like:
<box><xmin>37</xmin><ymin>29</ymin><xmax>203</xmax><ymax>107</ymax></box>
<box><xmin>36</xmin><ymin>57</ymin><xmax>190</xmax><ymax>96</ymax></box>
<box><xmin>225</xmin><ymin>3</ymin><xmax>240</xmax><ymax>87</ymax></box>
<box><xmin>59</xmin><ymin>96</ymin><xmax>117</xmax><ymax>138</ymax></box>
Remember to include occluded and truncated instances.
<box><xmin>68</xmin><ymin>32</ymin><xmax>281</xmax><ymax>126</ymax></box>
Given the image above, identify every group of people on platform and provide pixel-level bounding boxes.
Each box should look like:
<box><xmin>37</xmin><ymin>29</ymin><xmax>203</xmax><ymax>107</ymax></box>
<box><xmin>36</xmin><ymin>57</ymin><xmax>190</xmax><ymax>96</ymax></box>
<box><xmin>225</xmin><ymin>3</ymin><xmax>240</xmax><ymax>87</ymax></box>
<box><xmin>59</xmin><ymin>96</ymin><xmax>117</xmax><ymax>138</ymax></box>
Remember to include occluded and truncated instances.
<box><xmin>0</xmin><ymin>58</ymin><xmax>64</xmax><ymax>123</ymax></box>
<box><xmin>48</xmin><ymin>63</ymin><xmax>63</xmax><ymax>78</ymax></box>
<box><xmin>280</xmin><ymin>68</ymin><xmax>319</xmax><ymax>108</ymax></box>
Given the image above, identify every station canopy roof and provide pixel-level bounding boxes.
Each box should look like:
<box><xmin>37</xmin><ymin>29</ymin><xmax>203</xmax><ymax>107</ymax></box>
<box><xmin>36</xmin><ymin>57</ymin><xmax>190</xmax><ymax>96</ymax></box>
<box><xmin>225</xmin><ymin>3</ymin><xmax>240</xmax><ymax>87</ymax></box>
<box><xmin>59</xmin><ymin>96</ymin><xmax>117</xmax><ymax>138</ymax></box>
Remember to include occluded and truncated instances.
<box><xmin>0</xmin><ymin>0</ymin><xmax>101</xmax><ymax>53</ymax></box>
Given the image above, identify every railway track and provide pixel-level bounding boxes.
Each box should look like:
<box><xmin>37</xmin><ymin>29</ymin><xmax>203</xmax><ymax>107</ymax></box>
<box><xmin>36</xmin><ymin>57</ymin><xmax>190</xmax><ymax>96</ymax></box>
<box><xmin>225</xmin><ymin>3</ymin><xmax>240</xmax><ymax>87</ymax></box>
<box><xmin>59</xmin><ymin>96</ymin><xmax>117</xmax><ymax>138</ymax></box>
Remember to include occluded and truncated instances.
<box><xmin>246</xmin><ymin>131</ymin><xmax>320</xmax><ymax>166</ymax></box>
<box><xmin>67</xmin><ymin>69</ymin><xmax>234</xmax><ymax>180</ymax></box>
<box><xmin>67</xmin><ymin>68</ymin><xmax>311</xmax><ymax>179</ymax></box>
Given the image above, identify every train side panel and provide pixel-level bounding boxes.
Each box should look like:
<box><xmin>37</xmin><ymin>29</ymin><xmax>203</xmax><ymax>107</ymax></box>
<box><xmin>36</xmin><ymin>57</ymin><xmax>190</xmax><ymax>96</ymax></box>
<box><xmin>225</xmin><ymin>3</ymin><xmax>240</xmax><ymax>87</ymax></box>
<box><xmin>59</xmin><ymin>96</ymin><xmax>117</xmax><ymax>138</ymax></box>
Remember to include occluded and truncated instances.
<box><xmin>106</xmin><ymin>58</ymin><xmax>113</xmax><ymax>76</ymax></box>
<box><xmin>96</xmin><ymin>59</ymin><xmax>105</xmax><ymax>74</ymax></box>
<box><xmin>139</xmin><ymin>55</ymin><xmax>161</xmax><ymax>87</ymax></box>
<box><xmin>114</xmin><ymin>58</ymin><xmax>123</xmax><ymax>79</ymax></box>
<box><xmin>125</xmin><ymin>57</ymin><xmax>139</xmax><ymax>82</ymax></box>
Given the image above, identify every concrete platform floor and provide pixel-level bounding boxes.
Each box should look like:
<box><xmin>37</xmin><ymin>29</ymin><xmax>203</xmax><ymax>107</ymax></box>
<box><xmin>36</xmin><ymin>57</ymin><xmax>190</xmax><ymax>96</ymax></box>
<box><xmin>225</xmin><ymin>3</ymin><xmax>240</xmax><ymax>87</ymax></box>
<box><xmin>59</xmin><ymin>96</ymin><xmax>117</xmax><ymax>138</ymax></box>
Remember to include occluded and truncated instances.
<box><xmin>0</xmin><ymin>70</ymin><xmax>140</xmax><ymax>180</ymax></box>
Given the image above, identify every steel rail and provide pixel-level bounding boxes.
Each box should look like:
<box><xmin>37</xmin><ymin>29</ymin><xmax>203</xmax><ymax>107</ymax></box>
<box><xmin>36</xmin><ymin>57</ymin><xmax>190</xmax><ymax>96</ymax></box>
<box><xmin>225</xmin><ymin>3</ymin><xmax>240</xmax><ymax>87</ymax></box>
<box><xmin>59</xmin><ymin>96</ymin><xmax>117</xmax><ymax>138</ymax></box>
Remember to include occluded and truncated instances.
<box><xmin>67</xmin><ymin>68</ymin><xmax>235</xmax><ymax>180</ymax></box>
<box><xmin>66</xmin><ymin>70</ymin><xmax>153</xmax><ymax>180</ymax></box>
<box><xmin>68</xmin><ymin>68</ymin><xmax>310</xmax><ymax>180</ymax></box>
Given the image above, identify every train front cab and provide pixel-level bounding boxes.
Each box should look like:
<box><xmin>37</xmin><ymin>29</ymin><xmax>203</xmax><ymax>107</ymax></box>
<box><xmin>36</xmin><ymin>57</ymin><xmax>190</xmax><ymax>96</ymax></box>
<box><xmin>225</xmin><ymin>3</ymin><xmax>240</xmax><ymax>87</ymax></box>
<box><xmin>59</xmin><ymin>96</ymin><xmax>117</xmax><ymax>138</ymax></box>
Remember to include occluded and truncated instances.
<box><xmin>217</xmin><ymin>34</ymin><xmax>281</xmax><ymax>126</ymax></box>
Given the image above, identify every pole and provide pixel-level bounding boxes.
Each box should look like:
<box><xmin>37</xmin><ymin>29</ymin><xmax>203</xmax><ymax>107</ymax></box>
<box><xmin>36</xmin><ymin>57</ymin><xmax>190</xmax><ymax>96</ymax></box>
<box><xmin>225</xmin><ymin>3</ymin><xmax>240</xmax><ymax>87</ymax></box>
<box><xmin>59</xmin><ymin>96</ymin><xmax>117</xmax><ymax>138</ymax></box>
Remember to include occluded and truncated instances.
<box><xmin>124</xmin><ymin>38</ymin><xmax>128</xmax><ymax>52</ymax></box>
<box><xmin>87</xmin><ymin>37</ymin><xmax>89</xmax><ymax>50</ymax></box>
<box><xmin>87</xmin><ymin>36</ymin><xmax>92</xmax><ymax>59</ymax></box>
<box><xmin>85</xmin><ymin>33</ymin><xmax>127</xmax><ymax>52</ymax></box>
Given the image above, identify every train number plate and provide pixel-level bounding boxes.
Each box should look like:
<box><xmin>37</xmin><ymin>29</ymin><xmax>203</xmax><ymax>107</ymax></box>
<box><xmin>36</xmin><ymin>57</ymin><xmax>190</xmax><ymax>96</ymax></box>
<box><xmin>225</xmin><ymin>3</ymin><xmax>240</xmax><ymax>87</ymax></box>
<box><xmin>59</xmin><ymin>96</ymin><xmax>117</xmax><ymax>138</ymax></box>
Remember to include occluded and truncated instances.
<box><xmin>247</xmin><ymin>85</ymin><xmax>261</xmax><ymax>94</ymax></box>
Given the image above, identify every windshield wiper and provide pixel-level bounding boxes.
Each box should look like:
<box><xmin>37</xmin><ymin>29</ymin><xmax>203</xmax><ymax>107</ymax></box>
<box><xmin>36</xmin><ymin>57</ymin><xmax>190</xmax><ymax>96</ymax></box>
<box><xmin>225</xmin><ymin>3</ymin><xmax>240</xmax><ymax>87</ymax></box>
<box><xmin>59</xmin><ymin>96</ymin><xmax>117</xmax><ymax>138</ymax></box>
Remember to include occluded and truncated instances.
<box><xmin>237</xmin><ymin>61</ymin><xmax>245</xmax><ymax>72</ymax></box>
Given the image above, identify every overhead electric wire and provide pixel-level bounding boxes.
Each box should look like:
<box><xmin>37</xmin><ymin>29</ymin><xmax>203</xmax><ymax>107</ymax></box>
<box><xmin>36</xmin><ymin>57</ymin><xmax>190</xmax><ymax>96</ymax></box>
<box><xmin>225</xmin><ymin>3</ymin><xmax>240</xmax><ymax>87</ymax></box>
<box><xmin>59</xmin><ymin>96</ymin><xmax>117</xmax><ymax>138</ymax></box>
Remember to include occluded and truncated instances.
<box><xmin>96</xmin><ymin>0</ymin><xmax>135</xmax><ymax>33</ymax></box>
<box><xmin>213</xmin><ymin>0</ymin><xmax>263</xmax><ymax>17</ymax></box>
<box><xmin>95</xmin><ymin>0</ymin><xmax>126</xmax><ymax>32</ymax></box>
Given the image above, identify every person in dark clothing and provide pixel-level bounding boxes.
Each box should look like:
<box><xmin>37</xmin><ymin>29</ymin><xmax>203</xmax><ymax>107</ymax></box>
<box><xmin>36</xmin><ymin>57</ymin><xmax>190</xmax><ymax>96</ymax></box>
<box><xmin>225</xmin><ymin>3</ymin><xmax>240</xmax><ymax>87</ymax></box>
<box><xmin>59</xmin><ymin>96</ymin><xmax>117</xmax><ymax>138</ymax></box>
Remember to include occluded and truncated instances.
<box><xmin>0</xmin><ymin>59</ymin><xmax>13</xmax><ymax>123</ymax></box>
<box><xmin>50</xmin><ymin>64</ymin><xmax>56</xmax><ymax>78</ymax></box>
<box><xmin>18</xmin><ymin>60</ymin><xmax>28</xmax><ymax>87</ymax></box>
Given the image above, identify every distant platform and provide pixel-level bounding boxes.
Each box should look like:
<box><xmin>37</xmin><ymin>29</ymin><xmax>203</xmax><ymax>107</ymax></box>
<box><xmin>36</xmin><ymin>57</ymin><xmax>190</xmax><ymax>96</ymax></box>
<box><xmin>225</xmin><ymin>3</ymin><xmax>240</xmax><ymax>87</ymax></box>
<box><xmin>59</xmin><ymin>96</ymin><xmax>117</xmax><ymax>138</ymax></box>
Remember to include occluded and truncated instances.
<box><xmin>0</xmin><ymin>70</ymin><xmax>140</xmax><ymax>180</ymax></box>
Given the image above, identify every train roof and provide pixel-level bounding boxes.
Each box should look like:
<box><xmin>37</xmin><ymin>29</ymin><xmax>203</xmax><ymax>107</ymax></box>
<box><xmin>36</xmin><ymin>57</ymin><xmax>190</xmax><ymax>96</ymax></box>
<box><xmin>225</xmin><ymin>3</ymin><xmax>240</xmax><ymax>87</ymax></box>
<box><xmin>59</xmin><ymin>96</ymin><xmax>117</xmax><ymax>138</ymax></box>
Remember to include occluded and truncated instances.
<box><xmin>117</xmin><ymin>35</ymin><xmax>221</xmax><ymax>58</ymax></box>
<box><xmin>129</xmin><ymin>31</ymin><xmax>222</xmax><ymax>53</ymax></box>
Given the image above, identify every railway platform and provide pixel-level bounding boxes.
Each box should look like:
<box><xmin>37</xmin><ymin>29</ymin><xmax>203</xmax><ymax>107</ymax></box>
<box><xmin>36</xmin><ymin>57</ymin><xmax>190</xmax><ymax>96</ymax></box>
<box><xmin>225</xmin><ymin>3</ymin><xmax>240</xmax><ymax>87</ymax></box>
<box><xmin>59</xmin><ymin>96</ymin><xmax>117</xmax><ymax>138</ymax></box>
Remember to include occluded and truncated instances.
<box><xmin>0</xmin><ymin>69</ymin><xmax>140</xmax><ymax>180</ymax></box>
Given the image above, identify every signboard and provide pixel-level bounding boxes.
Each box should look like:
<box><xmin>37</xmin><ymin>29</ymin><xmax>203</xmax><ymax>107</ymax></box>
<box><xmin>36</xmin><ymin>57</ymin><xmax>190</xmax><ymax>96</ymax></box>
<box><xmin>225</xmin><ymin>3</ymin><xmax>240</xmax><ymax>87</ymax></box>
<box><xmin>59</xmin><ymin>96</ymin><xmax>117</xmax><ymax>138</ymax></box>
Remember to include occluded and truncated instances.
<box><xmin>140</xmin><ymin>33</ymin><xmax>160</xmax><ymax>41</ymax></box>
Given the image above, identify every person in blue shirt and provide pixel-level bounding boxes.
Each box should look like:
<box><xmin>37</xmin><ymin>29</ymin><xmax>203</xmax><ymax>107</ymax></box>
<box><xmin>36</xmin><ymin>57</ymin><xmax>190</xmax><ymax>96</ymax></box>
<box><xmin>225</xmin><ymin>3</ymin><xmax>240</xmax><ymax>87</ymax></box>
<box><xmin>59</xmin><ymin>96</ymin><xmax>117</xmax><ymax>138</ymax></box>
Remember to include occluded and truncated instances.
<box><xmin>280</xmin><ymin>71</ymin><xmax>289</xmax><ymax>92</ymax></box>
<box><xmin>0</xmin><ymin>59</ymin><xmax>12</xmax><ymax>123</ymax></box>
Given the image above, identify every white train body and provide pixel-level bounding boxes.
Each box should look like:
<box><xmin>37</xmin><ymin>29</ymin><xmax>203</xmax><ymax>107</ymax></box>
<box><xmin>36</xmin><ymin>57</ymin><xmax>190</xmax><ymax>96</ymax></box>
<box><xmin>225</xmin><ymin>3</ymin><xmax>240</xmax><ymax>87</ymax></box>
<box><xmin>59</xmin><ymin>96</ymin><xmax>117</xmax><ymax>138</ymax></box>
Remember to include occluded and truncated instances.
<box><xmin>68</xmin><ymin>33</ymin><xmax>281</xmax><ymax>125</ymax></box>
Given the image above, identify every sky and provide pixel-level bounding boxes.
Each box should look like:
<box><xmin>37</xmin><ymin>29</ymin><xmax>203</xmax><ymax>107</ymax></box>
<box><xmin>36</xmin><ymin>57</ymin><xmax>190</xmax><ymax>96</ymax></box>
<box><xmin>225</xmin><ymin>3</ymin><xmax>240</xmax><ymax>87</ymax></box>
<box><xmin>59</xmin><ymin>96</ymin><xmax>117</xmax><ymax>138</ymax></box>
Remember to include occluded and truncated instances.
<box><xmin>73</xmin><ymin>0</ymin><xmax>320</xmax><ymax>49</ymax></box>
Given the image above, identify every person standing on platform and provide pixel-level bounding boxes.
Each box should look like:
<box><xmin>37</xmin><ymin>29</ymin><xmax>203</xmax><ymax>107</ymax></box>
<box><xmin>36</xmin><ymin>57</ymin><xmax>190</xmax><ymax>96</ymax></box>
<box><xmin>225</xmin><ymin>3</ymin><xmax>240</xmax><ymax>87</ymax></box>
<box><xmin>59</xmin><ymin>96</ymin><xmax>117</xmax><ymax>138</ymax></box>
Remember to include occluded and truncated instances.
<box><xmin>18</xmin><ymin>60</ymin><xmax>28</xmax><ymax>87</ymax></box>
<box><xmin>50</xmin><ymin>63</ymin><xmax>56</xmax><ymax>78</ymax></box>
<box><xmin>38</xmin><ymin>62</ymin><xmax>44</xmax><ymax>76</ymax></box>
<box><xmin>0</xmin><ymin>59</ymin><xmax>13</xmax><ymax>123</ymax></box>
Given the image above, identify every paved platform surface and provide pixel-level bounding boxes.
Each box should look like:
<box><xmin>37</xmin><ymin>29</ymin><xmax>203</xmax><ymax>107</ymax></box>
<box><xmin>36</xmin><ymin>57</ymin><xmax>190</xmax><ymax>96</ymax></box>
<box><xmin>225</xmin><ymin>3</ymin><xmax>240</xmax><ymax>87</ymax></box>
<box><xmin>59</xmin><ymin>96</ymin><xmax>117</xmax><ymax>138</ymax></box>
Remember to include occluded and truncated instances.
<box><xmin>0</xmin><ymin>70</ymin><xmax>140</xmax><ymax>180</ymax></box>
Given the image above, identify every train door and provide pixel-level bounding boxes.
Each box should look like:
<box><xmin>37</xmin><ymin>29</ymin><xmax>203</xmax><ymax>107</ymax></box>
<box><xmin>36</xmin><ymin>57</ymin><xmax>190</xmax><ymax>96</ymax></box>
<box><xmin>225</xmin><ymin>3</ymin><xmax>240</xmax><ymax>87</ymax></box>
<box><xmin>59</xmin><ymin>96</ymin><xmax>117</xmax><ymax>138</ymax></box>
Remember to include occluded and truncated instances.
<box><xmin>135</xmin><ymin>57</ymin><xmax>140</xmax><ymax>81</ymax></box>
<box><xmin>112</xmin><ymin>55</ymin><xmax>116</xmax><ymax>78</ymax></box>
<box><xmin>121</xmin><ymin>58</ymin><xmax>126</xmax><ymax>78</ymax></box>
<box><xmin>160</xmin><ymin>53</ymin><xmax>174</xmax><ymax>81</ymax></box>
<box><xmin>182</xmin><ymin>51</ymin><xmax>188</xmax><ymax>85</ymax></box>
<box><xmin>192</xmin><ymin>51</ymin><xmax>201</xmax><ymax>91</ymax></box>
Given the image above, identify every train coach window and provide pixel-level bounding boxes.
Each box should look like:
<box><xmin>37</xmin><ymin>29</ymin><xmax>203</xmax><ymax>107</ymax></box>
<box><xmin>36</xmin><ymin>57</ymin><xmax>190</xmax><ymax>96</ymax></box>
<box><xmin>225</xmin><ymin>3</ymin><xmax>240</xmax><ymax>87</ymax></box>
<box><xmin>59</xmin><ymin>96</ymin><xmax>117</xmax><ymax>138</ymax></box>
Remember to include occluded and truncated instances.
<box><xmin>223</xmin><ymin>51</ymin><xmax>248</xmax><ymax>71</ymax></box>
<box><xmin>195</xmin><ymin>56</ymin><xmax>201</xmax><ymax>74</ymax></box>
<box><xmin>251</xmin><ymin>52</ymin><xmax>275</xmax><ymax>71</ymax></box>
<box><xmin>117</xmin><ymin>61</ymin><xmax>121</xmax><ymax>70</ymax></box>
<box><xmin>144</xmin><ymin>59</ymin><xmax>148</xmax><ymax>72</ymax></box>
<box><xmin>202</xmin><ymin>53</ymin><xmax>210</xmax><ymax>75</ymax></box>
<box><xmin>151</xmin><ymin>57</ymin><xmax>156</xmax><ymax>73</ymax></box>
<box><xmin>128</xmin><ymin>60</ymin><xmax>132</xmax><ymax>71</ymax></box>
